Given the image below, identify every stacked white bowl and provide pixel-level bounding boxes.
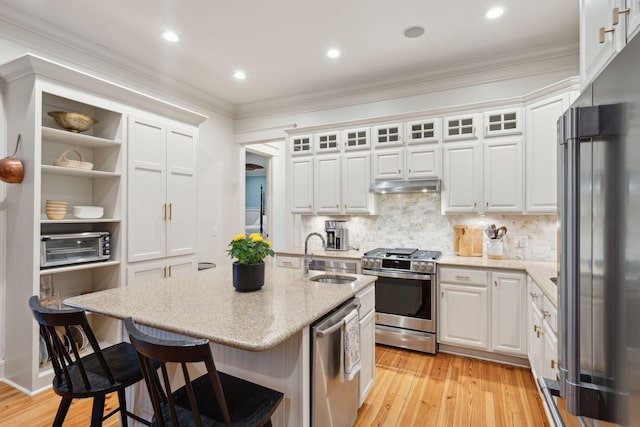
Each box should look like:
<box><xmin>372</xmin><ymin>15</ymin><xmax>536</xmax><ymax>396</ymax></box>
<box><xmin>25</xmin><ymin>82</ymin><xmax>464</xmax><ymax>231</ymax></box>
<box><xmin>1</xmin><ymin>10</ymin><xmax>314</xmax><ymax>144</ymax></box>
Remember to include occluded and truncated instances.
<box><xmin>45</xmin><ymin>200</ymin><xmax>67</xmax><ymax>220</ymax></box>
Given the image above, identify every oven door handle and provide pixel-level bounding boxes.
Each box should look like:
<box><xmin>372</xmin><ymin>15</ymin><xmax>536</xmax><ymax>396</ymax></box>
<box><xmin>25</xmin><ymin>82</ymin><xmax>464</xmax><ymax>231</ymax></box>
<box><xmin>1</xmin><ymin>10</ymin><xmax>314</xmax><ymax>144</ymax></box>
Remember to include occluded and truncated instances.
<box><xmin>362</xmin><ymin>269</ymin><xmax>430</xmax><ymax>281</ymax></box>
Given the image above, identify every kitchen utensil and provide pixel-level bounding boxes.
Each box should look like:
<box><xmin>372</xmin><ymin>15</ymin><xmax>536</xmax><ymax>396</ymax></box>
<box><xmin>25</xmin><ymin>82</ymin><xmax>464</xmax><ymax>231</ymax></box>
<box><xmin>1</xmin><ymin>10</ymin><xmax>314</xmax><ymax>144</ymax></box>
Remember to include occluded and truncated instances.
<box><xmin>47</xmin><ymin>111</ymin><xmax>98</xmax><ymax>133</ymax></box>
<box><xmin>53</xmin><ymin>149</ymin><xmax>94</xmax><ymax>170</ymax></box>
<box><xmin>496</xmin><ymin>226</ymin><xmax>508</xmax><ymax>239</ymax></box>
<box><xmin>72</xmin><ymin>205</ymin><xmax>104</xmax><ymax>219</ymax></box>
<box><xmin>485</xmin><ymin>228</ymin><xmax>495</xmax><ymax>239</ymax></box>
<box><xmin>0</xmin><ymin>134</ymin><xmax>25</xmax><ymax>184</ymax></box>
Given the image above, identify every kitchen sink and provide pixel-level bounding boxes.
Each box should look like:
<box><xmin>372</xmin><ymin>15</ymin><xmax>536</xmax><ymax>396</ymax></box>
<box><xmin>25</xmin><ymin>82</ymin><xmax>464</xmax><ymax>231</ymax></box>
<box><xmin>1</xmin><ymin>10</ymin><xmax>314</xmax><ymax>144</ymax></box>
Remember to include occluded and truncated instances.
<box><xmin>309</xmin><ymin>274</ymin><xmax>358</xmax><ymax>284</ymax></box>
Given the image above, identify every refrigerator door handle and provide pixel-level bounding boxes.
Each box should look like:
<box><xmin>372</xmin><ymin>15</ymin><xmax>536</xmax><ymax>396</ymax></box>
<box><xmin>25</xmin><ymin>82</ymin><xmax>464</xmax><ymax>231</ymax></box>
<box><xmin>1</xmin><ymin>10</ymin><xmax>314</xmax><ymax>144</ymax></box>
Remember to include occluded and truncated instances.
<box><xmin>537</xmin><ymin>377</ymin><xmax>565</xmax><ymax>427</ymax></box>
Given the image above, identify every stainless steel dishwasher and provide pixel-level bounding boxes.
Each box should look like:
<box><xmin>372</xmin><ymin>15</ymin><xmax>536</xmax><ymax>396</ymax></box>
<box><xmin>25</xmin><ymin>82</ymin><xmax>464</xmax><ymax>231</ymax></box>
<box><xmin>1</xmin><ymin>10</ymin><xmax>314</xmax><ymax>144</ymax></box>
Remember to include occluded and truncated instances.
<box><xmin>312</xmin><ymin>298</ymin><xmax>360</xmax><ymax>427</ymax></box>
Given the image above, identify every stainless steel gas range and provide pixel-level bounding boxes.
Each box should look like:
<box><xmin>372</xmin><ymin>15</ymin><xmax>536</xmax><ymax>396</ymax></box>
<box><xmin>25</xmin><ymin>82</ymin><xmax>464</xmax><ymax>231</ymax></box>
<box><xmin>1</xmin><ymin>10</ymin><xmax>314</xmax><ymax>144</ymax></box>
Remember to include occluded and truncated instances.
<box><xmin>361</xmin><ymin>247</ymin><xmax>441</xmax><ymax>354</ymax></box>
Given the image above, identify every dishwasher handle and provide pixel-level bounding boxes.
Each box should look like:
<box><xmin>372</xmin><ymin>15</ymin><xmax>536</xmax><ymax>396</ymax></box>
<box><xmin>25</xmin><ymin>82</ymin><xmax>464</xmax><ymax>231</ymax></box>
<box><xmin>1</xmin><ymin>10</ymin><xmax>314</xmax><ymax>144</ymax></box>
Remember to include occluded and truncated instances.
<box><xmin>315</xmin><ymin>300</ymin><xmax>360</xmax><ymax>337</ymax></box>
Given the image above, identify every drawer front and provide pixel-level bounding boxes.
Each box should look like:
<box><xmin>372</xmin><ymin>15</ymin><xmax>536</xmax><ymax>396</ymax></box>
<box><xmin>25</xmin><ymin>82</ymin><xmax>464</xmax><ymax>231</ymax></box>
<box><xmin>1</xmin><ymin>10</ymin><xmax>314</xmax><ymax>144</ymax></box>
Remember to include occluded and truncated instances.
<box><xmin>357</xmin><ymin>284</ymin><xmax>375</xmax><ymax>316</ymax></box>
<box><xmin>528</xmin><ymin>280</ymin><xmax>545</xmax><ymax>311</ymax></box>
<box><xmin>276</xmin><ymin>256</ymin><xmax>301</xmax><ymax>269</ymax></box>
<box><xmin>542</xmin><ymin>298</ymin><xmax>558</xmax><ymax>334</ymax></box>
<box><xmin>439</xmin><ymin>267</ymin><xmax>488</xmax><ymax>285</ymax></box>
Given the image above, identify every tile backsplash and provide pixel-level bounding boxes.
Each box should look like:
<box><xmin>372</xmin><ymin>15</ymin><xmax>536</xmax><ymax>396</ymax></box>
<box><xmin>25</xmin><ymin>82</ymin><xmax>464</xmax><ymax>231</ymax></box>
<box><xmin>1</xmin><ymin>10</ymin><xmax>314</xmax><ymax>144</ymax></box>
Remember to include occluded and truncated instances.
<box><xmin>300</xmin><ymin>193</ymin><xmax>558</xmax><ymax>261</ymax></box>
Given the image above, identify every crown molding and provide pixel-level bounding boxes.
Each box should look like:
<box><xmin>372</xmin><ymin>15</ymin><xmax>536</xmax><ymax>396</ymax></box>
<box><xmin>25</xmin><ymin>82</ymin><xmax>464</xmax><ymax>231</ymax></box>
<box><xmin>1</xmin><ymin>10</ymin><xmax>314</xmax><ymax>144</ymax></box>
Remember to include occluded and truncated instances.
<box><xmin>235</xmin><ymin>44</ymin><xmax>579</xmax><ymax>120</ymax></box>
<box><xmin>0</xmin><ymin>9</ymin><xmax>234</xmax><ymax>117</ymax></box>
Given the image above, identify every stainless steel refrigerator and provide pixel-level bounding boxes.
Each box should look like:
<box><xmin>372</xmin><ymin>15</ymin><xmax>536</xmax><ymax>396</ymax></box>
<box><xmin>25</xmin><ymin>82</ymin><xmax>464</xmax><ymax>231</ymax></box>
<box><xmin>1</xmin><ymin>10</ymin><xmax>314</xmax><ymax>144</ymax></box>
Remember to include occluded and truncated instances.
<box><xmin>539</xmin><ymin>33</ymin><xmax>640</xmax><ymax>427</ymax></box>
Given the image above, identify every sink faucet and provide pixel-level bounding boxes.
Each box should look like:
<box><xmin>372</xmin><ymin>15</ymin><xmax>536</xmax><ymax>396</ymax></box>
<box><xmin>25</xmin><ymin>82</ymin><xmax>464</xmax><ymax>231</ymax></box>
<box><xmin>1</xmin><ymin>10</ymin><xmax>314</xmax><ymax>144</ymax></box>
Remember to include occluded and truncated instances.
<box><xmin>303</xmin><ymin>232</ymin><xmax>326</xmax><ymax>277</ymax></box>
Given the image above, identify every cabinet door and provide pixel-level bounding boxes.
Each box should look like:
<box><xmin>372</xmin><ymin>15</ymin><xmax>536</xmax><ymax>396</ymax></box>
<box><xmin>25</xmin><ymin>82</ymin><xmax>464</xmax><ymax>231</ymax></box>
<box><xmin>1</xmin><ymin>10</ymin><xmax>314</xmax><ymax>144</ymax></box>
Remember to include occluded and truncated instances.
<box><xmin>439</xmin><ymin>283</ymin><xmax>489</xmax><ymax>350</ymax></box>
<box><xmin>580</xmin><ymin>0</ymin><xmax>625</xmax><ymax>86</ymax></box>
<box><xmin>127</xmin><ymin>259</ymin><xmax>166</xmax><ymax>285</ymax></box>
<box><xmin>405</xmin><ymin>118</ymin><xmax>441</xmax><ymax>144</ymax></box>
<box><xmin>343</xmin><ymin>151</ymin><xmax>372</xmax><ymax>214</ymax></box>
<box><xmin>342</xmin><ymin>127</ymin><xmax>370</xmax><ymax>151</ymax></box>
<box><xmin>530</xmin><ymin>302</ymin><xmax>545</xmax><ymax>378</ymax></box>
<box><xmin>483</xmin><ymin>108</ymin><xmax>522</xmax><ymax>137</ymax></box>
<box><xmin>443</xmin><ymin>113</ymin><xmax>481</xmax><ymax>141</ymax></box>
<box><xmin>372</xmin><ymin>148</ymin><xmax>403</xmax><ymax>180</ymax></box>
<box><xmin>290</xmin><ymin>135</ymin><xmax>313</xmax><ymax>156</ymax></box>
<box><xmin>542</xmin><ymin>321</ymin><xmax>559</xmax><ymax>380</ymax></box>
<box><xmin>483</xmin><ymin>138</ymin><xmax>524</xmax><ymax>213</ymax></box>
<box><xmin>315</xmin><ymin>155</ymin><xmax>341</xmax><ymax>214</ymax></box>
<box><xmin>128</xmin><ymin>116</ymin><xmax>167</xmax><ymax>262</ymax></box>
<box><xmin>406</xmin><ymin>145</ymin><xmax>440</xmax><ymax>179</ymax></box>
<box><xmin>166</xmin><ymin>127</ymin><xmax>197</xmax><ymax>257</ymax></box>
<box><xmin>359</xmin><ymin>309</ymin><xmax>375</xmax><ymax>406</ymax></box>
<box><xmin>315</xmin><ymin>131</ymin><xmax>340</xmax><ymax>153</ymax></box>
<box><xmin>491</xmin><ymin>271</ymin><xmax>527</xmax><ymax>356</ymax></box>
<box><xmin>627</xmin><ymin>0</ymin><xmax>640</xmax><ymax>40</ymax></box>
<box><xmin>442</xmin><ymin>143</ymin><xmax>481</xmax><ymax>213</ymax></box>
<box><xmin>291</xmin><ymin>157</ymin><xmax>314</xmax><ymax>213</ymax></box>
<box><xmin>371</xmin><ymin>123</ymin><xmax>403</xmax><ymax>148</ymax></box>
<box><xmin>167</xmin><ymin>256</ymin><xmax>197</xmax><ymax>277</ymax></box>
<box><xmin>525</xmin><ymin>93</ymin><xmax>570</xmax><ymax>213</ymax></box>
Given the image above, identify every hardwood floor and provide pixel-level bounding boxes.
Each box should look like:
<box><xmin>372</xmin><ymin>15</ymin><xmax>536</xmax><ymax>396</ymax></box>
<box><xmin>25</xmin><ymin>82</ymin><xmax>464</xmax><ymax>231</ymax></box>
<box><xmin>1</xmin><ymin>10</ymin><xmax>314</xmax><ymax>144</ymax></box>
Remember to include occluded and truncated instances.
<box><xmin>0</xmin><ymin>345</ymin><xmax>547</xmax><ymax>427</ymax></box>
<box><xmin>354</xmin><ymin>345</ymin><xmax>549</xmax><ymax>427</ymax></box>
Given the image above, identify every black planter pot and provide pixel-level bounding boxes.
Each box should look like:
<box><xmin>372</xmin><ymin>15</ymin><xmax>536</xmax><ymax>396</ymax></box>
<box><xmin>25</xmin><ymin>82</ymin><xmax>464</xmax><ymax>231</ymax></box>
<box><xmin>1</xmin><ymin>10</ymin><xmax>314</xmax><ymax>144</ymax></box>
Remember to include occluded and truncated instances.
<box><xmin>232</xmin><ymin>262</ymin><xmax>265</xmax><ymax>292</ymax></box>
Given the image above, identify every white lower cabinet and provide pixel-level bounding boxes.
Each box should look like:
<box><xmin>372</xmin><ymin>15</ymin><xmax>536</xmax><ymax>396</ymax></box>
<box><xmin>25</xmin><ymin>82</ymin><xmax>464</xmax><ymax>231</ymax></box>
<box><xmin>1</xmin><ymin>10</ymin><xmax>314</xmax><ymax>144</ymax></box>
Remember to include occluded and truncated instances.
<box><xmin>527</xmin><ymin>276</ymin><xmax>559</xmax><ymax>381</ymax></box>
<box><xmin>439</xmin><ymin>267</ymin><xmax>526</xmax><ymax>357</ymax></box>
<box><xmin>275</xmin><ymin>255</ymin><xmax>302</xmax><ymax>269</ymax></box>
<box><xmin>357</xmin><ymin>284</ymin><xmax>376</xmax><ymax>406</ymax></box>
<box><xmin>127</xmin><ymin>256</ymin><xmax>196</xmax><ymax>285</ymax></box>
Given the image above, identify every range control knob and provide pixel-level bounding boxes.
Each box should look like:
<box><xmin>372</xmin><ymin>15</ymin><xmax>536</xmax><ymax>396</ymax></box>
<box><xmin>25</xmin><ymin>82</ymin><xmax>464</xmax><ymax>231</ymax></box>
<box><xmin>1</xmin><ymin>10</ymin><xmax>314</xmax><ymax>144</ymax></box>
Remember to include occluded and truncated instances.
<box><xmin>425</xmin><ymin>262</ymin><xmax>435</xmax><ymax>272</ymax></box>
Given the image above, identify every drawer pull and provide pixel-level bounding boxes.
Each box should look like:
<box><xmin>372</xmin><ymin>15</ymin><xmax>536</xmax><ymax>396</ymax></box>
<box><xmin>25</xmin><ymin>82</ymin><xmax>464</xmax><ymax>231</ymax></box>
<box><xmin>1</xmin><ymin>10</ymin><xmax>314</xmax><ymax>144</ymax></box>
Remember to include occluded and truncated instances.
<box><xmin>441</xmin><ymin>291</ymin><xmax>445</xmax><ymax>298</ymax></box>
<box><xmin>542</xmin><ymin>310</ymin><xmax>551</xmax><ymax>318</ymax></box>
<box><xmin>551</xmin><ymin>360</ymin><xmax>556</xmax><ymax>369</ymax></box>
<box><xmin>536</xmin><ymin>329</ymin><xmax>545</xmax><ymax>338</ymax></box>
<box><xmin>533</xmin><ymin>325</ymin><xmax>539</xmax><ymax>332</ymax></box>
<box><xmin>455</xmin><ymin>275</ymin><xmax>471</xmax><ymax>280</ymax></box>
<box><xmin>529</xmin><ymin>292</ymin><xmax>539</xmax><ymax>299</ymax></box>
<box><xmin>599</xmin><ymin>26</ymin><xmax>615</xmax><ymax>43</ymax></box>
<box><xmin>494</xmin><ymin>280</ymin><xmax>498</xmax><ymax>286</ymax></box>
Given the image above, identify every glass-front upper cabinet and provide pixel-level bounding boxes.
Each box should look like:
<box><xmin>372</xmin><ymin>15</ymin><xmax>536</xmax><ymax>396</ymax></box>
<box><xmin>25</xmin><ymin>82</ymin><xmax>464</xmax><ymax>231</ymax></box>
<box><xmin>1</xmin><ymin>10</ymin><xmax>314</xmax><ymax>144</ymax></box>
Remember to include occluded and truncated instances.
<box><xmin>483</xmin><ymin>108</ymin><xmax>523</xmax><ymax>137</ymax></box>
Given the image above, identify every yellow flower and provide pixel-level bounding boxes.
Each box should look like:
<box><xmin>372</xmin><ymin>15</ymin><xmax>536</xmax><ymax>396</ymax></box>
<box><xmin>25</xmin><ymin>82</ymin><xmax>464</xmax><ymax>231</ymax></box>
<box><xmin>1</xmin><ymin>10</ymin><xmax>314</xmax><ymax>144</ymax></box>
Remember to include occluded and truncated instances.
<box><xmin>250</xmin><ymin>233</ymin><xmax>263</xmax><ymax>242</ymax></box>
<box><xmin>264</xmin><ymin>240</ymin><xmax>272</xmax><ymax>247</ymax></box>
<box><xmin>233</xmin><ymin>233</ymin><xmax>246</xmax><ymax>241</ymax></box>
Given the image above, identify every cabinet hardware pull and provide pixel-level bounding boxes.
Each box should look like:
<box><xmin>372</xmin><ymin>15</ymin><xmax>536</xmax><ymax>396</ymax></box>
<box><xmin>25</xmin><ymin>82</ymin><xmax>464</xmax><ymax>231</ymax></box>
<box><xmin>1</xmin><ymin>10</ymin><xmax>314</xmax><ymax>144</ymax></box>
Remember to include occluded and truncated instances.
<box><xmin>551</xmin><ymin>360</ymin><xmax>556</xmax><ymax>369</ymax></box>
<box><xmin>169</xmin><ymin>203</ymin><xmax>173</xmax><ymax>220</ymax></box>
<box><xmin>344</xmin><ymin>204</ymin><xmax>347</xmax><ymax>209</ymax></box>
<box><xmin>543</xmin><ymin>310</ymin><xmax>551</xmax><ymax>318</ymax></box>
<box><xmin>163</xmin><ymin>203</ymin><xmax>167</xmax><ymax>220</ymax></box>
<box><xmin>529</xmin><ymin>292</ymin><xmax>538</xmax><ymax>299</ymax></box>
<box><xmin>168</xmin><ymin>266</ymin><xmax>172</xmax><ymax>277</ymax></box>
<box><xmin>486</xmin><ymin>202</ymin><xmax>489</xmax><ymax>208</ymax></box>
<box><xmin>454</xmin><ymin>275</ymin><xmax>471</xmax><ymax>280</ymax></box>
<box><xmin>336</xmin><ymin>204</ymin><xmax>339</xmax><ymax>209</ymax></box>
<box><xmin>408</xmin><ymin>169</ymin><xmax>411</xmax><ymax>173</ymax></box>
<box><xmin>494</xmin><ymin>280</ymin><xmax>498</xmax><ymax>286</ymax></box>
<box><xmin>599</xmin><ymin>26</ymin><xmax>615</xmax><ymax>43</ymax></box>
<box><xmin>613</xmin><ymin>7</ymin><xmax>631</xmax><ymax>25</ymax></box>
<box><xmin>533</xmin><ymin>325</ymin><xmax>538</xmax><ymax>332</ymax></box>
<box><xmin>398</xmin><ymin>169</ymin><xmax>401</xmax><ymax>173</ymax></box>
<box><xmin>473</xmin><ymin>202</ymin><xmax>477</xmax><ymax>208</ymax></box>
<box><xmin>162</xmin><ymin>267</ymin><xmax>167</xmax><ymax>278</ymax></box>
<box><xmin>537</xmin><ymin>329</ymin><xmax>545</xmax><ymax>338</ymax></box>
<box><xmin>441</xmin><ymin>291</ymin><xmax>445</xmax><ymax>298</ymax></box>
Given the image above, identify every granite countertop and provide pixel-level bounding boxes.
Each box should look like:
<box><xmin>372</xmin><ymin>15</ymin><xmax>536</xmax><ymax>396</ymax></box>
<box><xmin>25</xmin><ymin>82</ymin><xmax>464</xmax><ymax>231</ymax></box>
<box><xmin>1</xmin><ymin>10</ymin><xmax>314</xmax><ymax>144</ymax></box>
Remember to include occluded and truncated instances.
<box><xmin>65</xmin><ymin>263</ymin><xmax>376</xmax><ymax>352</ymax></box>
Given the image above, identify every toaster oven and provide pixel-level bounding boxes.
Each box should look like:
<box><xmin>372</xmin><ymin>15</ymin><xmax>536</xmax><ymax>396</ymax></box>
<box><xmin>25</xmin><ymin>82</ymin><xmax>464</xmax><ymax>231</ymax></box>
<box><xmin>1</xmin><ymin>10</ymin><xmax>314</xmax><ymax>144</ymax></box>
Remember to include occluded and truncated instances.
<box><xmin>40</xmin><ymin>232</ymin><xmax>111</xmax><ymax>268</ymax></box>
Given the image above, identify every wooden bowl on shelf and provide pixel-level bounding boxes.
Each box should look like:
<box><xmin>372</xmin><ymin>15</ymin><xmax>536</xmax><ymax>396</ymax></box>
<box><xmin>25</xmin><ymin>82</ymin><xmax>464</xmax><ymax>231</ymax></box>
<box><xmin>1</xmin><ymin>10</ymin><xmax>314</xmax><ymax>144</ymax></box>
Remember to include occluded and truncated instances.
<box><xmin>47</xmin><ymin>111</ymin><xmax>98</xmax><ymax>133</ymax></box>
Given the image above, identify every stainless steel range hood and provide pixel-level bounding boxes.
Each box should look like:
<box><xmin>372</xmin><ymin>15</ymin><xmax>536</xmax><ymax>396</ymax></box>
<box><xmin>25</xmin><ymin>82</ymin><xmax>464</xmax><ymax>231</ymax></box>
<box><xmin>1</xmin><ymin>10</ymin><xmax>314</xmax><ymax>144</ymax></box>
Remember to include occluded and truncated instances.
<box><xmin>370</xmin><ymin>179</ymin><xmax>441</xmax><ymax>194</ymax></box>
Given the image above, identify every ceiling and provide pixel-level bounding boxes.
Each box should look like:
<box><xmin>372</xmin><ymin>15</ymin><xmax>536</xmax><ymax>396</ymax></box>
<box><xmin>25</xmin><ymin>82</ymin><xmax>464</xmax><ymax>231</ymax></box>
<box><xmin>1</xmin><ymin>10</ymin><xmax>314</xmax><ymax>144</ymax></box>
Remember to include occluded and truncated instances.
<box><xmin>0</xmin><ymin>0</ymin><xmax>579</xmax><ymax>108</ymax></box>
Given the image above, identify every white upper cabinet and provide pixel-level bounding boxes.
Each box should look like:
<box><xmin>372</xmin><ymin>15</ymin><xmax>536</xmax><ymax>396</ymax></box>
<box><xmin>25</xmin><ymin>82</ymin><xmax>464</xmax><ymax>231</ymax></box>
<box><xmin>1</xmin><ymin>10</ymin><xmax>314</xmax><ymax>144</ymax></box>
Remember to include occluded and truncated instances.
<box><xmin>405</xmin><ymin>118</ymin><xmax>441</xmax><ymax>144</ymax></box>
<box><xmin>580</xmin><ymin>0</ymin><xmax>626</xmax><ymax>87</ymax></box>
<box><xmin>483</xmin><ymin>138</ymin><xmax>524</xmax><ymax>213</ymax></box>
<box><xmin>343</xmin><ymin>151</ymin><xmax>374</xmax><ymax>214</ymax></box>
<box><xmin>525</xmin><ymin>92</ymin><xmax>571</xmax><ymax>213</ymax></box>
<box><xmin>342</xmin><ymin>127</ymin><xmax>370</xmax><ymax>151</ymax></box>
<box><xmin>406</xmin><ymin>145</ymin><xmax>441</xmax><ymax>179</ymax></box>
<box><xmin>314</xmin><ymin>154</ymin><xmax>342</xmax><ymax>214</ymax></box>
<box><xmin>128</xmin><ymin>116</ymin><xmax>198</xmax><ymax>262</ymax></box>
<box><xmin>291</xmin><ymin>134</ymin><xmax>313</xmax><ymax>155</ymax></box>
<box><xmin>443</xmin><ymin>113</ymin><xmax>481</xmax><ymax>141</ymax></box>
<box><xmin>442</xmin><ymin>142</ymin><xmax>482</xmax><ymax>213</ymax></box>
<box><xmin>371</xmin><ymin>123</ymin><xmax>404</xmax><ymax>148</ymax></box>
<box><xmin>291</xmin><ymin>156</ymin><xmax>314</xmax><ymax>213</ymax></box>
<box><xmin>372</xmin><ymin>148</ymin><xmax>404</xmax><ymax>181</ymax></box>
<box><xmin>483</xmin><ymin>108</ymin><xmax>523</xmax><ymax>137</ymax></box>
<box><xmin>315</xmin><ymin>131</ymin><xmax>340</xmax><ymax>153</ymax></box>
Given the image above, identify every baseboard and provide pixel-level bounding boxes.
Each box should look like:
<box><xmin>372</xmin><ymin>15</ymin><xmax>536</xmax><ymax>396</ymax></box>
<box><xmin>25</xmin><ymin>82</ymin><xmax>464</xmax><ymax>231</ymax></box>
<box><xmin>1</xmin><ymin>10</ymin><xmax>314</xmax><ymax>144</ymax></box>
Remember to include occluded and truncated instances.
<box><xmin>438</xmin><ymin>344</ymin><xmax>530</xmax><ymax>368</ymax></box>
<box><xmin>1</xmin><ymin>376</ymin><xmax>51</xmax><ymax>397</ymax></box>
<box><xmin>0</xmin><ymin>359</ymin><xmax>4</xmax><ymax>380</ymax></box>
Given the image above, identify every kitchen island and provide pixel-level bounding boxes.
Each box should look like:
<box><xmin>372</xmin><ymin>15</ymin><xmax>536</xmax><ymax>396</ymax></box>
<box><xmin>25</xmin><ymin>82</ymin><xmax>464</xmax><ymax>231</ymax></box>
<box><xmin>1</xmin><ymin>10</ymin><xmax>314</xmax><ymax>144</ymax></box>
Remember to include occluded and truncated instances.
<box><xmin>65</xmin><ymin>263</ymin><xmax>377</xmax><ymax>427</ymax></box>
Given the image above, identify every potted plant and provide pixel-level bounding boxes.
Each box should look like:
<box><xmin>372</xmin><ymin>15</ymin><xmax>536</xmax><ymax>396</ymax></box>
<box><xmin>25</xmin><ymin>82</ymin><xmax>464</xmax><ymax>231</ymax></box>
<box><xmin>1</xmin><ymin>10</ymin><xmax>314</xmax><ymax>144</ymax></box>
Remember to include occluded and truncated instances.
<box><xmin>227</xmin><ymin>233</ymin><xmax>275</xmax><ymax>292</ymax></box>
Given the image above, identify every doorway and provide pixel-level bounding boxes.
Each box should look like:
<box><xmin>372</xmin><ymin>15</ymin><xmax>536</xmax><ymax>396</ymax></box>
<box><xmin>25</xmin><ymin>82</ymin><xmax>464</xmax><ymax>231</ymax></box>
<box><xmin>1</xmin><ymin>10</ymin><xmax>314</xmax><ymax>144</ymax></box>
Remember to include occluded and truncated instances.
<box><xmin>245</xmin><ymin>151</ymin><xmax>268</xmax><ymax>237</ymax></box>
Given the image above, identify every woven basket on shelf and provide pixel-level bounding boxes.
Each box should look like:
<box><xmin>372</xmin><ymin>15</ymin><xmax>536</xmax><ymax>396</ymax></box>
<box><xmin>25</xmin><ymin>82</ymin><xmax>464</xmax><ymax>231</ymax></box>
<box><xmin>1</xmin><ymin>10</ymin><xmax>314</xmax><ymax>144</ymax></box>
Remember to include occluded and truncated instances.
<box><xmin>52</xmin><ymin>149</ymin><xmax>94</xmax><ymax>170</ymax></box>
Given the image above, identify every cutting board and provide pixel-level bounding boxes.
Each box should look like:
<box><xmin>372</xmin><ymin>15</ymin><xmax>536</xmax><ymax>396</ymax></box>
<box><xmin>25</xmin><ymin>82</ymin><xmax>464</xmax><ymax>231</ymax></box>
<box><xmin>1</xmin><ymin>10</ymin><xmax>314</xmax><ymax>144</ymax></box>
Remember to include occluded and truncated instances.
<box><xmin>453</xmin><ymin>225</ymin><xmax>483</xmax><ymax>257</ymax></box>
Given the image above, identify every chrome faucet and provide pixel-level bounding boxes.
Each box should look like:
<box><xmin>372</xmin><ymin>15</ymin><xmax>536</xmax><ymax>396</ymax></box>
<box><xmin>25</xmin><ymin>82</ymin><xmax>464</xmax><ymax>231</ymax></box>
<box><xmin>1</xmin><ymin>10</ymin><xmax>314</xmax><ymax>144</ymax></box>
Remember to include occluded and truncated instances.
<box><xmin>303</xmin><ymin>232</ymin><xmax>326</xmax><ymax>277</ymax></box>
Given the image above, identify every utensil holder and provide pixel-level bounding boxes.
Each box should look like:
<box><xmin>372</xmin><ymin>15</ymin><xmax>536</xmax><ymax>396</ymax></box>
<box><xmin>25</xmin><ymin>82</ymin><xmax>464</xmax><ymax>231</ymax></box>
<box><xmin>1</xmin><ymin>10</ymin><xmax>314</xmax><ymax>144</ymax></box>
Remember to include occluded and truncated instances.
<box><xmin>487</xmin><ymin>239</ymin><xmax>504</xmax><ymax>260</ymax></box>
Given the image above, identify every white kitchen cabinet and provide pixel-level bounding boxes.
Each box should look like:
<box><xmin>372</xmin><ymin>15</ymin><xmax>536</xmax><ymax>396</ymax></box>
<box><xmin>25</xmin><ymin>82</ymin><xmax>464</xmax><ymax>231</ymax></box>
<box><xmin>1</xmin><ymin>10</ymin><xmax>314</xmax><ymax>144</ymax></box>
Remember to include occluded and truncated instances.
<box><xmin>542</xmin><ymin>318</ymin><xmax>559</xmax><ymax>380</ymax></box>
<box><xmin>483</xmin><ymin>138</ymin><xmax>524</xmax><ymax>213</ymax></box>
<box><xmin>371</xmin><ymin>123</ymin><xmax>403</xmax><ymax>147</ymax></box>
<box><xmin>314</xmin><ymin>154</ymin><xmax>342</xmax><ymax>214</ymax></box>
<box><xmin>405</xmin><ymin>118</ymin><xmax>441</xmax><ymax>144</ymax></box>
<box><xmin>357</xmin><ymin>284</ymin><xmax>376</xmax><ymax>406</ymax></box>
<box><xmin>443</xmin><ymin>113</ymin><xmax>481</xmax><ymax>141</ymax></box>
<box><xmin>372</xmin><ymin>148</ymin><xmax>404</xmax><ymax>180</ymax></box>
<box><xmin>406</xmin><ymin>145</ymin><xmax>440</xmax><ymax>179</ymax></box>
<box><xmin>438</xmin><ymin>268</ymin><xmax>490</xmax><ymax>350</ymax></box>
<box><xmin>290</xmin><ymin>156</ymin><xmax>314</xmax><ymax>213</ymax></box>
<box><xmin>291</xmin><ymin>134</ymin><xmax>313</xmax><ymax>155</ymax></box>
<box><xmin>627</xmin><ymin>0</ymin><xmax>640</xmax><ymax>39</ymax></box>
<box><xmin>581</xmin><ymin>0</ymin><xmax>626</xmax><ymax>87</ymax></box>
<box><xmin>128</xmin><ymin>116</ymin><xmax>198</xmax><ymax>263</ymax></box>
<box><xmin>343</xmin><ymin>151</ymin><xmax>375</xmax><ymax>214</ymax></box>
<box><xmin>483</xmin><ymin>108</ymin><xmax>523</xmax><ymax>137</ymax></box>
<box><xmin>527</xmin><ymin>276</ymin><xmax>559</xmax><ymax>381</ymax></box>
<box><xmin>342</xmin><ymin>127</ymin><xmax>370</xmax><ymax>151</ymax></box>
<box><xmin>315</xmin><ymin>131</ymin><xmax>340</xmax><ymax>153</ymax></box>
<box><xmin>275</xmin><ymin>255</ymin><xmax>302</xmax><ymax>269</ymax></box>
<box><xmin>127</xmin><ymin>255</ymin><xmax>196</xmax><ymax>285</ymax></box>
<box><xmin>525</xmin><ymin>92</ymin><xmax>571</xmax><ymax>213</ymax></box>
<box><xmin>442</xmin><ymin>142</ymin><xmax>482</xmax><ymax>213</ymax></box>
<box><xmin>491</xmin><ymin>271</ymin><xmax>527</xmax><ymax>356</ymax></box>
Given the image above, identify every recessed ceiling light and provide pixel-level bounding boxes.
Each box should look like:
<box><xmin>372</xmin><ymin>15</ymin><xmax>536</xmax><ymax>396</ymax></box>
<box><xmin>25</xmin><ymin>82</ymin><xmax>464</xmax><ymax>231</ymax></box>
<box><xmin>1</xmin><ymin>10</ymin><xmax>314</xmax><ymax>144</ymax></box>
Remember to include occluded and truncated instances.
<box><xmin>404</xmin><ymin>26</ymin><xmax>425</xmax><ymax>38</ymax></box>
<box><xmin>161</xmin><ymin>31</ymin><xmax>179</xmax><ymax>42</ymax></box>
<box><xmin>327</xmin><ymin>48</ymin><xmax>341</xmax><ymax>58</ymax></box>
<box><xmin>233</xmin><ymin>71</ymin><xmax>246</xmax><ymax>80</ymax></box>
<box><xmin>486</xmin><ymin>7</ymin><xmax>504</xmax><ymax>19</ymax></box>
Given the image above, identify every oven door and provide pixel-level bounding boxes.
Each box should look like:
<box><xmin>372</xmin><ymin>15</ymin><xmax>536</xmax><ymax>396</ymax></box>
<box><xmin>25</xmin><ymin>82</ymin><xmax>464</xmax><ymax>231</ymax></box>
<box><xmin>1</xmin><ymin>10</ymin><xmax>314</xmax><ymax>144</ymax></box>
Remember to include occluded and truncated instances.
<box><xmin>369</xmin><ymin>270</ymin><xmax>434</xmax><ymax>333</ymax></box>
